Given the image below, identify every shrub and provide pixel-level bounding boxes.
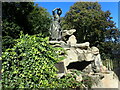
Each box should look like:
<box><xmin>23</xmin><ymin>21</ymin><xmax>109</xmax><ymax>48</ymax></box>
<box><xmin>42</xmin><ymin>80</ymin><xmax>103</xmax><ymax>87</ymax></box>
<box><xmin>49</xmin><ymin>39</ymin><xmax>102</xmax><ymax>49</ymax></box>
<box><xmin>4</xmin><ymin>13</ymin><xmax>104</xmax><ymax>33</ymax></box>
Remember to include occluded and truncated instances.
<box><xmin>2</xmin><ymin>33</ymin><xmax>63</xmax><ymax>88</ymax></box>
<box><xmin>2</xmin><ymin>33</ymin><xmax>94</xmax><ymax>89</ymax></box>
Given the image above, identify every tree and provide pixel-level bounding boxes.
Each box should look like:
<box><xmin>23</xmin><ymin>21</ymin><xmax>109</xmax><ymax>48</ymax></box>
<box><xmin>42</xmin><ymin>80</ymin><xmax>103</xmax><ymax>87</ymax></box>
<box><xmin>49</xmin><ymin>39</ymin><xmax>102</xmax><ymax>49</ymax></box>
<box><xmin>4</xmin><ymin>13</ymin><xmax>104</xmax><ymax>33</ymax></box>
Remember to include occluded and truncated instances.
<box><xmin>2</xmin><ymin>2</ymin><xmax>34</xmax><ymax>50</ymax></box>
<box><xmin>27</xmin><ymin>4</ymin><xmax>52</xmax><ymax>35</ymax></box>
<box><xmin>2</xmin><ymin>2</ymin><xmax>52</xmax><ymax>50</ymax></box>
<box><xmin>62</xmin><ymin>2</ymin><xmax>120</xmax><ymax>61</ymax></box>
<box><xmin>62</xmin><ymin>2</ymin><xmax>118</xmax><ymax>46</ymax></box>
<box><xmin>2</xmin><ymin>2</ymin><xmax>34</xmax><ymax>35</ymax></box>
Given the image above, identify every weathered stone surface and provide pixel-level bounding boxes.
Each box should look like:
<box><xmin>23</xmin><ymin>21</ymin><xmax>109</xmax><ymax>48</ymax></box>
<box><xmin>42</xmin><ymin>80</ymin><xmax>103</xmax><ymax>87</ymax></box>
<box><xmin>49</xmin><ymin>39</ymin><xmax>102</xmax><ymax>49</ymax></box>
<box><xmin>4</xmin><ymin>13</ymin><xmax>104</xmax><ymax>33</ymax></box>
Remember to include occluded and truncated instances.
<box><xmin>55</xmin><ymin>60</ymin><xmax>67</xmax><ymax>78</ymax></box>
<box><xmin>75</xmin><ymin>42</ymin><xmax>90</xmax><ymax>49</ymax></box>
<box><xmin>76</xmin><ymin>74</ymin><xmax>83</xmax><ymax>82</ymax></box>
<box><xmin>50</xmin><ymin>31</ymin><xmax>109</xmax><ymax>78</ymax></box>
<box><xmin>85</xmin><ymin>51</ymin><xmax>94</xmax><ymax>61</ymax></box>
<box><xmin>64</xmin><ymin>48</ymin><xmax>78</xmax><ymax>66</ymax></box>
<box><xmin>76</xmin><ymin>49</ymin><xmax>86</xmax><ymax>61</ymax></box>
<box><xmin>82</xmin><ymin>64</ymin><xmax>93</xmax><ymax>73</ymax></box>
<box><xmin>91</xmin><ymin>46</ymin><xmax>99</xmax><ymax>55</ymax></box>
<box><xmin>91</xmin><ymin>54</ymin><xmax>103</xmax><ymax>73</ymax></box>
<box><xmin>92</xmin><ymin>71</ymin><xmax>119</xmax><ymax>88</ymax></box>
<box><xmin>55</xmin><ymin>61</ymin><xmax>65</xmax><ymax>73</ymax></box>
<box><xmin>67</xmin><ymin>35</ymin><xmax>77</xmax><ymax>46</ymax></box>
<box><xmin>76</xmin><ymin>48</ymin><xmax>94</xmax><ymax>61</ymax></box>
<box><xmin>52</xmin><ymin>40</ymin><xmax>104</xmax><ymax>74</ymax></box>
<box><xmin>62</xmin><ymin>29</ymin><xmax>76</xmax><ymax>37</ymax></box>
<box><xmin>49</xmin><ymin>41</ymin><xmax>65</xmax><ymax>44</ymax></box>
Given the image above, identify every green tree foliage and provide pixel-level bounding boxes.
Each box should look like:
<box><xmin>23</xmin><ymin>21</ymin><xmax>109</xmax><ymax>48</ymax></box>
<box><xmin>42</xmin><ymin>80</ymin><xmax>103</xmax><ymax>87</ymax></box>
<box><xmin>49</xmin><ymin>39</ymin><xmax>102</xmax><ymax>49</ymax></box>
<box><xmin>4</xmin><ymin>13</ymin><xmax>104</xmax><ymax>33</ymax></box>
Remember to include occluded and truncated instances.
<box><xmin>2</xmin><ymin>2</ymin><xmax>34</xmax><ymax>35</ymax></box>
<box><xmin>62</xmin><ymin>2</ymin><xmax>120</xmax><ymax>60</ymax></box>
<box><xmin>62</xmin><ymin>2</ymin><xmax>118</xmax><ymax>45</ymax></box>
<box><xmin>2</xmin><ymin>2</ymin><xmax>51</xmax><ymax>50</ymax></box>
<box><xmin>27</xmin><ymin>4</ymin><xmax>52</xmax><ymax>35</ymax></box>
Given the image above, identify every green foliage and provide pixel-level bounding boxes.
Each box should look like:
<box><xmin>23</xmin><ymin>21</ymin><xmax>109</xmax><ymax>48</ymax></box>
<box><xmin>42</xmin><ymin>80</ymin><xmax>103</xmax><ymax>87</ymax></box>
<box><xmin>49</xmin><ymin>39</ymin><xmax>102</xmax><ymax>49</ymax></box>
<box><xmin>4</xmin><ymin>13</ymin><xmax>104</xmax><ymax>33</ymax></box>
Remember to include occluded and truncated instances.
<box><xmin>2</xmin><ymin>2</ymin><xmax>34</xmax><ymax>34</ymax></box>
<box><xmin>63</xmin><ymin>2</ymin><xmax>117</xmax><ymax>45</ymax></box>
<box><xmin>57</xmin><ymin>70</ymin><xmax>94</xmax><ymax>88</ymax></box>
<box><xmin>82</xmin><ymin>75</ymin><xmax>93</xmax><ymax>88</ymax></box>
<box><xmin>27</xmin><ymin>4</ymin><xmax>52</xmax><ymax>35</ymax></box>
<box><xmin>2</xmin><ymin>2</ymin><xmax>52</xmax><ymax>51</ymax></box>
<box><xmin>2</xmin><ymin>33</ymin><xmax>62</xmax><ymax>88</ymax></box>
<box><xmin>58</xmin><ymin>70</ymin><xmax>83</xmax><ymax>88</ymax></box>
<box><xmin>101</xmin><ymin>42</ymin><xmax>120</xmax><ymax>69</ymax></box>
<box><xmin>62</xmin><ymin>2</ymin><xmax>120</xmax><ymax>61</ymax></box>
<box><xmin>2</xmin><ymin>33</ymin><xmax>94</xmax><ymax>88</ymax></box>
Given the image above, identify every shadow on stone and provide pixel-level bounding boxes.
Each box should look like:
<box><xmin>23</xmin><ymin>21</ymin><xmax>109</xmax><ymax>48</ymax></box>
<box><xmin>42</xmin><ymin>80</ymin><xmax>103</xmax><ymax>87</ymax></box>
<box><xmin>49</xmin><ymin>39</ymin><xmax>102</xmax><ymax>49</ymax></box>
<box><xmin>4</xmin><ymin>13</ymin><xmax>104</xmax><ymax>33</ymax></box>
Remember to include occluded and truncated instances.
<box><xmin>67</xmin><ymin>61</ymin><xmax>93</xmax><ymax>71</ymax></box>
<box><xmin>114</xmin><ymin>67</ymin><xmax>120</xmax><ymax>81</ymax></box>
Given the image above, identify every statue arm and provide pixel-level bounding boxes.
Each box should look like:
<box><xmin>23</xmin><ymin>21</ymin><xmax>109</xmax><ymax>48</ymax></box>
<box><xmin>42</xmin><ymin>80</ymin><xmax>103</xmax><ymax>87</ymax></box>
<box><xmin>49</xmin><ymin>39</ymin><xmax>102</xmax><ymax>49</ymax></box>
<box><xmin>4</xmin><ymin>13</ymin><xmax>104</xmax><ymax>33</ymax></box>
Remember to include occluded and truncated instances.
<box><xmin>52</xmin><ymin>8</ymin><xmax>62</xmax><ymax>15</ymax></box>
<box><xmin>52</xmin><ymin>8</ymin><xmax>59</xmax><ymax>15</ymax></box>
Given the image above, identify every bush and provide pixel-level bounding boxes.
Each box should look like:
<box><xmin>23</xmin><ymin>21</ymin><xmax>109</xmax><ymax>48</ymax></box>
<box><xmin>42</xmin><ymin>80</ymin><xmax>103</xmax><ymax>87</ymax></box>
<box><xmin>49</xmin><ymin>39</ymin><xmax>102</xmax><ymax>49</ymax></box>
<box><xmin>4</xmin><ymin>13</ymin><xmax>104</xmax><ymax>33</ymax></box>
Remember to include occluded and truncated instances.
<box><xmin>2</xmin><ymin>33</ymin><xmax>63</xmax><ymax>88</ymax></box>
<box><xmin>58</xmin><ymin>70</ymin><xmax>83</xmax><ymax>88</ymax></box>
<box><xmin>2</xmin><ymin>33</ymin><xmax>94</xmax><ymax>88</ymax></box>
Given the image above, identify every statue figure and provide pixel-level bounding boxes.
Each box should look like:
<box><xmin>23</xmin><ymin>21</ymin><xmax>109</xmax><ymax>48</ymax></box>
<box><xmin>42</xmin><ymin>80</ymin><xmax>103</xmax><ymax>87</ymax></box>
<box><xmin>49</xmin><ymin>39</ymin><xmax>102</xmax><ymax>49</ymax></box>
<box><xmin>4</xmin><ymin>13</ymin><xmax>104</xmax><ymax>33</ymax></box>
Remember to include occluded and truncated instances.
<box><xmin>50</xmin><ymin>8</ymin><xmax>62</xmax><ymax>41</ymax></box>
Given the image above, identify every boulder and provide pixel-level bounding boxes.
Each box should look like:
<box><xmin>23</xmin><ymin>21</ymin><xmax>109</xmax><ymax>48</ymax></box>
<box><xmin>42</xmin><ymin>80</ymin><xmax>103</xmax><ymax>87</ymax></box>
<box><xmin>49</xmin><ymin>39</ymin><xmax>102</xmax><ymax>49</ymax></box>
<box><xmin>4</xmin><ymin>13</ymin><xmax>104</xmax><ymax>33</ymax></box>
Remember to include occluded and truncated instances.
<box><xmin>67</xmin><ymin>35</ymin><xmax>77</xmax><ymax>46</ymax></box>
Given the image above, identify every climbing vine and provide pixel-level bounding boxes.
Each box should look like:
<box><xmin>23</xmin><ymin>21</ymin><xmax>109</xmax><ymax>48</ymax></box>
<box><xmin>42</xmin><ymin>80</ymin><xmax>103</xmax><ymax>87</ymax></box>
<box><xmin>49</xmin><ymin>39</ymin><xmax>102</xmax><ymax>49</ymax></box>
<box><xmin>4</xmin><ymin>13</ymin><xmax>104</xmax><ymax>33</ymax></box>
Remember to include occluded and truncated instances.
<box><xmin>2</xmin><ymin>33</ymin><xmax>64</xmax><ymax>88</ymax></box>
<box><xmin>2</xmin><ymin>33</ymin><xmax>94</xmax><ymax>88</ymax></box>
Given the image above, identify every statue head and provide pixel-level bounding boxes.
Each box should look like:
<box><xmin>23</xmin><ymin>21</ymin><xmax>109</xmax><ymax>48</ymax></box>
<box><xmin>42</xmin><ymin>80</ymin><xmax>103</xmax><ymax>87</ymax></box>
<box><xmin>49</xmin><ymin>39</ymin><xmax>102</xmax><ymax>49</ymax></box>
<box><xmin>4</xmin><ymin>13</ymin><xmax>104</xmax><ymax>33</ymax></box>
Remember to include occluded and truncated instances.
<box><xmin>57</xmin><ymin>8</ymin><xmax>62</xmax><ymax>16</ymax></box>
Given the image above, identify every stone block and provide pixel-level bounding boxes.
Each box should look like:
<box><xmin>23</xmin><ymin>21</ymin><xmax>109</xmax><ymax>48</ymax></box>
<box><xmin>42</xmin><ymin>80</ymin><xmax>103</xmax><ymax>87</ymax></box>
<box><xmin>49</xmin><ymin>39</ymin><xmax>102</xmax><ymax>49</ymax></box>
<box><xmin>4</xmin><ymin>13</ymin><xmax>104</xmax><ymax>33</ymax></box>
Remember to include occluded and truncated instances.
<box><xmin>55</xmin><ymin>61</ymin><xmax>65</xmax><ymax>73</ymax></box>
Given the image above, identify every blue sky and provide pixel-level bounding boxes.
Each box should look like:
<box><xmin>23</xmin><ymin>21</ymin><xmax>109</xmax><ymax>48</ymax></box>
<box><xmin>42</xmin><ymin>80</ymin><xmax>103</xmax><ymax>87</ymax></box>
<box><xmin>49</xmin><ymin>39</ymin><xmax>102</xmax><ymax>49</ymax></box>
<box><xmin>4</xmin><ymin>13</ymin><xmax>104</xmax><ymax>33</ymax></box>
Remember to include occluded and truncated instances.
<box><xmin>34</xmin><ymin>2</ymin><xmax>119</xmax><ymax>28</ymax></box>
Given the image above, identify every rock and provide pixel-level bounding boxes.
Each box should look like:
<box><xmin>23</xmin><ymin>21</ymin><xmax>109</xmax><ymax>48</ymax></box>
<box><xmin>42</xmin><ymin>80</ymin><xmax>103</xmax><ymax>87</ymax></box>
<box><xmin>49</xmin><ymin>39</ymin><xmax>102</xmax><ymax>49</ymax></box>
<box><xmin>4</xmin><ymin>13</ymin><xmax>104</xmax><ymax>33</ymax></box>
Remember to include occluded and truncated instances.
<box><xmin>91</xmin><ymin>46</ymin><xmax>99</xmax><ymax>55</ymax></box>
<box><xmin>82</xmin><ymin>64</ymin><xmax>93</xmax><ymax>73</ymax></box>
<box><xmin>55</xmin><ymin>60</ymin><xmax>67</xmax><ymax>78</ymax></box>
<box><xmin>67</xmin><ymin>35</ymin><xmax>77</xmax><ymax>46</ymax></box>
<box><xmin>75</xmin><ymin>42</ymin><xmax>90</xmax><ymax>49</ymax></box>
<box><xmin>101</xmin><ymin>66</ymin><xmax>108</xmax><ymax>72</ymax></box>
<box><xmin>76</xmin><ymin>48</ymin><xmax>94</xmax><ymax>62</ymax></box>
<box><xmin>62</xmin><ymin>29</ymin><xmax>76</xmax><ymax>37</ymax></box>
<box><xmin>49</xmin><ymin>40</ymin><xmax>65</xmax><ymax>44</ymax></box>
<box><xmin>76</xmin><ymin>74</ymin><xmax>82</xmax><ymax>82</ymax></box>
<box><xmin>50</xmin><ymin>32</ymin><xmax>108</xmax><ymax>79</ymax></box>
<box><xmin>82</xmin><ymin>51</ymin><xmax>104</xmax><ymax>73</ymax></box>
<box><xmin>92</xmin><ymin>71</ymin><xmax>119</xmax><ymax>88</ymax></box>
<box><xmin>84</xmin><ymin>51</ymin><xmax>94</xmax><ymax>61</ymax></box>
<box><xmin>64</xmin><ymin>48</ymin><xmax>78</xmax><ymax>66</ymax></box>
<box><xmin>91</xmin><ymin>54</ymin><xmax>103</xmax><ymax>73</ymax></box>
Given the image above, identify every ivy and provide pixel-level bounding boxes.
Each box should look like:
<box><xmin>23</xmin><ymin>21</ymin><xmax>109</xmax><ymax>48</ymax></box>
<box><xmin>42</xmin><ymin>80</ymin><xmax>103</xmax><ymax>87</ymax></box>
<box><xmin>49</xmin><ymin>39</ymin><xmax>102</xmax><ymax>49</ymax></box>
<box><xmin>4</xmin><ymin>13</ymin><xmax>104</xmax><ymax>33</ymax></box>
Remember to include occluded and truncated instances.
<box><xmin>2</xmin><ymin>33</ymin><xmax>94</xmax><ymax>89</ymax></box>
<box><xmin>2</xmin><ymin>33</ymin><xmax>63</xmax><ymax>88</ymax></box>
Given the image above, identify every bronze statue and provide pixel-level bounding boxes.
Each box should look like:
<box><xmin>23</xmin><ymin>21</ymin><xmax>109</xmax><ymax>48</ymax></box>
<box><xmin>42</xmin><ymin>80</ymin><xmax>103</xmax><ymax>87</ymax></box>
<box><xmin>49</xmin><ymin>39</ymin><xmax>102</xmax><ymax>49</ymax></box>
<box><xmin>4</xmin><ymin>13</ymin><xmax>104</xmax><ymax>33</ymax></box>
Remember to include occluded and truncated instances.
<box><xmin>50</xmin><ymin>8</ymin><xmax>62</xmax><ymax>41</ymax></box>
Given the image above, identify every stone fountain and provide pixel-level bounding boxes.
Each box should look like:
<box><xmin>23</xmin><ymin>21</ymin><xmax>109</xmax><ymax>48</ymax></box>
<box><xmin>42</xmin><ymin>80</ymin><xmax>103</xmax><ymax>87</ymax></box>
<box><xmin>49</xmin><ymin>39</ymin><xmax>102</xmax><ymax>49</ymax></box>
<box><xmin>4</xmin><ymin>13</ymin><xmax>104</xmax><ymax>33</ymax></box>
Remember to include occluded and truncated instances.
<box><xmin>49</xmin><ymin>8</ymin><xmax>119</xmax><ymax>89</ymax></box>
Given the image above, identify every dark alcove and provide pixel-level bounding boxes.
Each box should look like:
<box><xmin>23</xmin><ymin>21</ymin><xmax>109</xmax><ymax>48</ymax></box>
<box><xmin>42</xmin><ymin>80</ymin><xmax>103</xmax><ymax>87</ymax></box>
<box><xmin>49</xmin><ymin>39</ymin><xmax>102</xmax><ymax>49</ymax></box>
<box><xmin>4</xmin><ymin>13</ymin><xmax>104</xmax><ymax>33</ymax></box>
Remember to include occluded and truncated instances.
<box><xmin>67</xmin><ymin>60</ymin><xmax>93</xmax><ymax>71</ymax></box>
